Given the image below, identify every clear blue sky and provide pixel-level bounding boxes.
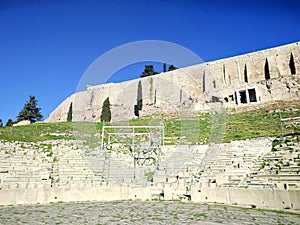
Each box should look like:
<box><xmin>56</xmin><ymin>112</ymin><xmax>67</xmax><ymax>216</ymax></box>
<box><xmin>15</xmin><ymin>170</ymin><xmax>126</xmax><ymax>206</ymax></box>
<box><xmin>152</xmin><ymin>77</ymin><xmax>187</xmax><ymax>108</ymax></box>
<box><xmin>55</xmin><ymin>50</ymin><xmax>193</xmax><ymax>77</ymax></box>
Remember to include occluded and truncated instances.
<box><xmin>0</xmin><ymin>0</ymin><xmax>299</xmax><ymax>124</ymax></box>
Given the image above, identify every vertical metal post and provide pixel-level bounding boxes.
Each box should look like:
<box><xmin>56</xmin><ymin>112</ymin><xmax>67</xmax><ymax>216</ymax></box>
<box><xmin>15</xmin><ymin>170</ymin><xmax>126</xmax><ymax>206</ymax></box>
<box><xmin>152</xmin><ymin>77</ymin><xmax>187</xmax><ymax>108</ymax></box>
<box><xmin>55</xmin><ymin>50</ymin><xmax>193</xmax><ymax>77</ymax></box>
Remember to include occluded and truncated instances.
<box><xmin>132</xmin><ymin>127</ymin><xmax>135</xmax><ymax>154</ymax></box>
<box><xmin>133</xmin><ymin>127</ymin><xmax>135</xmax><ymax>180</ymax></box>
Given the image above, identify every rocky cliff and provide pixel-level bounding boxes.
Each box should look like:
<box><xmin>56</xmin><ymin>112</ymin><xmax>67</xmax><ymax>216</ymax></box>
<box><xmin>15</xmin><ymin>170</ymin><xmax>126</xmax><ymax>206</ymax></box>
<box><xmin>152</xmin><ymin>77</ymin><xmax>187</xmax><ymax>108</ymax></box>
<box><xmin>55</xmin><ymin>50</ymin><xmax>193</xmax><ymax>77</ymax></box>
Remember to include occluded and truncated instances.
<box><xmin>46</xmin><ymin>41</ymin><xmax>300</xmax><ymax>122</ymax></box>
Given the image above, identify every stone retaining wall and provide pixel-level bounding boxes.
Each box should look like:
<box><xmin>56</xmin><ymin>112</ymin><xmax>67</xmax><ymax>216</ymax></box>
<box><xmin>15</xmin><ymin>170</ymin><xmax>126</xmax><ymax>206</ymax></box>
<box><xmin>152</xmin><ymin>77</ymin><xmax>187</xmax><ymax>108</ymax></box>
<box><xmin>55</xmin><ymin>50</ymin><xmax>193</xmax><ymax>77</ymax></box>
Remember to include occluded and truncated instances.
<box><xmin>191</xmin><ymin>186</ymin><xmax>300</xmax><ymax>210</ymax></box>
<box><xmin>0</xmin><ymin>186</ymin><xmax>299</xmax><ymax>211</ymax></box>
<box><xmin>0</xmin><ymin>186</ymin><xmax>151</xmax><ymax>205</ymax></box>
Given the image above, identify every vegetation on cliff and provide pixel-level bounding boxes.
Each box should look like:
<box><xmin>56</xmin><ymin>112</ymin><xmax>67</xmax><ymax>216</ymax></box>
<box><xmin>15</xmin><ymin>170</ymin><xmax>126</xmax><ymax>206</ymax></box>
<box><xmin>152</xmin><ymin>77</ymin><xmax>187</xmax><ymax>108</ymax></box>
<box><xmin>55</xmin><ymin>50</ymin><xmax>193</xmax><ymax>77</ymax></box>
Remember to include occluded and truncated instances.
<box><xmin>140</xmin><ymin>65</ymin><xmax>158</xmax><ymax>78</ymax></box>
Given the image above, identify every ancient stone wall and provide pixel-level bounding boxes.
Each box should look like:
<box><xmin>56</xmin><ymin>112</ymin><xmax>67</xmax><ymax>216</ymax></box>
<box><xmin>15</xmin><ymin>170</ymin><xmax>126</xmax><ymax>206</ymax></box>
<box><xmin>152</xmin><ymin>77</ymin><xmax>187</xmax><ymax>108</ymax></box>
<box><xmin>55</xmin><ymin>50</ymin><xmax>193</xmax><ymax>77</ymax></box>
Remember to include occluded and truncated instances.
<box><xmin>46</xmin><ymin>41</ymin><xmax>300</xmax><ymax>122</ymax></box>
<box><xmin>191</xmin><ymin>187</ymin><xmax>300</xmax><ymax>210</ymax></box>
<box><xmin>0</xmin><ymin>186</ymin><xmax>299</xmax><ymax>210</ymax></box>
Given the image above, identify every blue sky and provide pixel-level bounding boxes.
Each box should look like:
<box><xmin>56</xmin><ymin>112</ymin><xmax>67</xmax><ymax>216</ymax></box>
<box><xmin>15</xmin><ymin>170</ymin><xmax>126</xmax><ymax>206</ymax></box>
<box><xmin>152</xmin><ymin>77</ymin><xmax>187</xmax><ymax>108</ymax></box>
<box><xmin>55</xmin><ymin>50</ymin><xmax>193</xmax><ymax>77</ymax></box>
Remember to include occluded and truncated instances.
<box><xmin>0</xmin><ymin>0</ymin><xmax>299</xmax><ymax>124</ymax></box>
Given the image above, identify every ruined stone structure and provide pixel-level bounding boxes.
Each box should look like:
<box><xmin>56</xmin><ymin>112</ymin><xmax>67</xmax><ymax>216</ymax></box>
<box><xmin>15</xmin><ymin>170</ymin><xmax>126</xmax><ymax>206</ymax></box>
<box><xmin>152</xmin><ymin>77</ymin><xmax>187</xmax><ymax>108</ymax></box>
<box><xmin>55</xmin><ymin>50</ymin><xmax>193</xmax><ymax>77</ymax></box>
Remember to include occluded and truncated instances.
<box><xmin>1</xmin><ymin>42</ymin><xmax>299</xmax><ymax>211</ymax></box>
<box><xmin>46</xmin><ymin>41</ymin><xmax>300</xmax><ymax>122</ymax></box>
<box><xmin>0</xmin><ymin>137</ymin><xmax>299</xmax><ymax>210</ymax></box>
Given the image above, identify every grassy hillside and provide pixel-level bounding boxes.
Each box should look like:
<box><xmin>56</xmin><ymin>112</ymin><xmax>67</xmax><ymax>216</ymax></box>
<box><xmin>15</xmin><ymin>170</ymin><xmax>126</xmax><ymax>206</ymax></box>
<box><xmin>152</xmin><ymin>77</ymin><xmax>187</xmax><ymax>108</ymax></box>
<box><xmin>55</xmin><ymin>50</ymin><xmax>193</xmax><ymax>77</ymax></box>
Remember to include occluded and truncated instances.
<box><xmin>0</xmin><ymin>102</ymin><xmax>299</xmax><ymax>145</ymax></box>
<box><xmin>0</xmin><ymin>122</ymin><xmax>74</xmax><ymax>142</ymax></box>
<box><xmin>0</xmin><ymin>122</ymin><xmax>102</xmax><ymax>143</ymax></box>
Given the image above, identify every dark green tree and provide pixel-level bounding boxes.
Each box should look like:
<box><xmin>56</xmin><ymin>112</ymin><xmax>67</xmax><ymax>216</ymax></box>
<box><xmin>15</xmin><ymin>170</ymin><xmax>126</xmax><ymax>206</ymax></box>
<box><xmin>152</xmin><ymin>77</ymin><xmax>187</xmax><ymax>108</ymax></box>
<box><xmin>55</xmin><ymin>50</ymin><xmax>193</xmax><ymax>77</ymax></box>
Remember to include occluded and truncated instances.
<box><xmin>141</xmin><ymin>65</ymin><xmax>158</xmax><ymax>78</ymax></box>
<box><xmin>67</xmin><ymin>102</ymin><xmax>73</xmax><ymax>122</ymax></box>
<box><xmin>289</xmin><ymin>53</ymin><xmax>296</xmax><ymax>75</ymax></box>
<box><xmin>100</xmin><ymin>97</ymin><xmax>111</xmax><ymax>122</ymax></box>
<box><xmin>17</xmin><ymin>96</ymin><xmax>43</xmax><ymax>123</ymax></box>
<box><xmin>163</xmin><ymin>63</ymin><xmax>167</xmax><ymax>73</ymax></box>
<box><xmin>5</xmin><ymin>119</ymin><xmax>14</xmax><ymax>127</ymax></box>
<box><xmin>168</xmin><ymin>64</ymin><xmax>177</xmax><ymax>71</ymax></box>
<box><xmin>137</xmin><ymin>80</ymin><xmax>143</xmax><ymax>111</ymax></box>
<box><xmin>0</xmin><ymin>119</ymin><xmax>3</xmax><ymax>128</ymax></box>
<box><xmin>264</xmin><ymin>58</ymin><xmax>270</xmax><ymax>80</ymax></box>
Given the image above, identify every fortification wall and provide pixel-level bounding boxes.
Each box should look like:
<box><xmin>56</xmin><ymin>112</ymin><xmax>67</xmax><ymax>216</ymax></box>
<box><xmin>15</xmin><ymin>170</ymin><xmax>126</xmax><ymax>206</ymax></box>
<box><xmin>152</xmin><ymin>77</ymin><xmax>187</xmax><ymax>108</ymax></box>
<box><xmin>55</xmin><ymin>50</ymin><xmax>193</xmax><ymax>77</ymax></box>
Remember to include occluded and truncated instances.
<box><xmin>46</xmin><ymin>41</ymin><xmax>300</xmax><ymax>122</ymax></box>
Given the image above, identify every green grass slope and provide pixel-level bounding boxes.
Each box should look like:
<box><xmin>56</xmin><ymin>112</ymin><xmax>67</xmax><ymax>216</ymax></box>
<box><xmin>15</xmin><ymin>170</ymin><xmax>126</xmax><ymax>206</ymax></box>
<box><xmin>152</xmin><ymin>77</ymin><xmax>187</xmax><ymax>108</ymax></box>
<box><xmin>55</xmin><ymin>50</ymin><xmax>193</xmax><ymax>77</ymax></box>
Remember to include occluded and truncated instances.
<box><xmin>0</xmin><ymin>101</ymin><xmax>299</xmax><ymax>145</ymax></box>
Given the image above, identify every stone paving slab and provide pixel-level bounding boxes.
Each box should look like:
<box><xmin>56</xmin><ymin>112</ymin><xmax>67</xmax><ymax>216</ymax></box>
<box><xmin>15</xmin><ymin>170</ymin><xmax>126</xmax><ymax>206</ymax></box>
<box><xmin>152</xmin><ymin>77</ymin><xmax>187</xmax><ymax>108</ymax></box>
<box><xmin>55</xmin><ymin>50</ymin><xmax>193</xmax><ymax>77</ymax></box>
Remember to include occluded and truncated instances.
<box><xmin>0</xmin><ymin>201</ymin><xmax>299</xmax><ymax>225</ymax></box>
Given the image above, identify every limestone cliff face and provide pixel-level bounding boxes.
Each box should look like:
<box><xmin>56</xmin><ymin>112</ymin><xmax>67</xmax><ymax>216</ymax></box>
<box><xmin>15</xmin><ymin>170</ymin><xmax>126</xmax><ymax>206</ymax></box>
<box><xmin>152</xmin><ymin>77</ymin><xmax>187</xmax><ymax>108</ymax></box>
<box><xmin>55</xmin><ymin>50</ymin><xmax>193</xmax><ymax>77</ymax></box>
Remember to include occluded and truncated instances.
<box><xmin>46</xmin><ymin>42</ymin><xmax>300</xmax><ymax>122</ymax></box>
<box><xmin>47</xmin><ymin>94</ymin><xmax>75</xmax><ymax>122</ymax></box>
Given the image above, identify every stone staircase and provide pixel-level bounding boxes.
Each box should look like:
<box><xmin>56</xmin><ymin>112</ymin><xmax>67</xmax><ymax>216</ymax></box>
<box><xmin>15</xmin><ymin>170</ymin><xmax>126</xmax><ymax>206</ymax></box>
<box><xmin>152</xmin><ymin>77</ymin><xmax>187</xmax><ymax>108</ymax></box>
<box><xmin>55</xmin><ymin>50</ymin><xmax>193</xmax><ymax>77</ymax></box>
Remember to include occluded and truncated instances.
<box><xmin>200</xmin><ymin>144</ymin><xmax>220</xmax><ymax>170</ymax></box>
<box><xmin>196</xmin><ymin>138</ymin><xmax>272</xmax><ymax>186</ymax></box>
<box><xmin>0</xmin><ymin>139</ymin><xmax>155</xmax><ymax>189</ymax></box>
<box><xmin>0</xmin><ymin>140</ymin><xmax>106</xmax><ymax>189</ymax></box>
<box><xmin>0</xmin><ymin>141</ymin><xmax>52</xmax><ymax>189</ymax></box>
<box><xmin>85</xmin><ymin>148</ymin><xmax>152</xmax><ymax>187</ymax></box>
<box><xmin>247</xmin><ymin>136</ymin><xmax>300</xmax><ymax>189</ymax></box>
<box><xmin>51</xmin><ymin>144</ymin><xmax>104</xmax><ymax>188</ymax></box>
<box><xmin>153</xmin><ymin>145</ymin><xmax>207</xmax><ymax>189</ymax></box>
<box><xmin>1</xmin><ymin>135</ymin><xmax>298</xmax><ymax>192</ymax></box>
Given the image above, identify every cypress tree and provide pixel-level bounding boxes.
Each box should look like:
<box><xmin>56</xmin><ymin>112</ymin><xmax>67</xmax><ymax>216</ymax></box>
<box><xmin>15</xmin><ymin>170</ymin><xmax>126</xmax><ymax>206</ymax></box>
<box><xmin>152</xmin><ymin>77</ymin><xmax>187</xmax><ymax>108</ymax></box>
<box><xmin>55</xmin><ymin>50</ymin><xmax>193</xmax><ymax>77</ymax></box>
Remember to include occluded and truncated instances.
<box><xmin>244</xmin><ymin>64</ymin><xmax>248</xmax><ymax>83</ymax></box>
<box><xmin>264</xmin><ymin>58</ymin><xmax>270</xmax><ymax>80</ymax></box>
<box><xmin>100</xmin><ymin>97</ymin><xmax>111</xmax><ymax>122</ymax></box>
<box><xmin>67</xmin><ymin>102</ymin><xmax>73</xmax><ymax>122</ymax></box>
<box><xmin>289</xmin><ymin>53</ymin><xmax>296</xmax><ymax>75</ymax></box>
<box><xmin>137</xmin><ymin>81</ymin><xmax>143</xmax><ymax>111</ymax></box>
